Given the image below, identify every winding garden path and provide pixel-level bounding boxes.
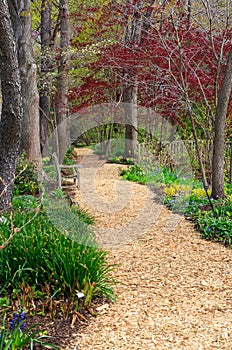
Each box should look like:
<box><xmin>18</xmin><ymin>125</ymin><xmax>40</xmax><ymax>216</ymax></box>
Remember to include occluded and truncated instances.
<box><xmin>69</xmin><ymin>149</ymin><xmax>232</xmax><ymax>350</ymax></box>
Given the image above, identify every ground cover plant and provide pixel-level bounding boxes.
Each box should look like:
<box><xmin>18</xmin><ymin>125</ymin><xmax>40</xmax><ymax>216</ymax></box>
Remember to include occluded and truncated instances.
<box><xmin>13</xmin><ymin>154</ymin><xmax>40</xmax><ymax>196</ymax></box>
<box><xmin>0</xmin><ymin>147</ymin><xmax>118</xmax><ymax>348</ymax></box>
<box><xmin>121</xmin><ymin>163</ymin><xmax>232</xmax><ymax>247</ymax></box>
<box><xmin>107</xmin><ymin>156</ymin><xmax>134</xmax><ymax>165</ymax></box>
<box><xmin>0</xmin><ymin>310</ymin><xmax>59</xmax><ymax>349</ymax></box>
<box><xmin>0</xmin><ymin>191</ymin><xmax>117</xmax><ymax>348</ymax></box>
<box><xmin>0</xmin><ymin>196</ymin><xmax>116</xmax><ymax>301</ymax></box>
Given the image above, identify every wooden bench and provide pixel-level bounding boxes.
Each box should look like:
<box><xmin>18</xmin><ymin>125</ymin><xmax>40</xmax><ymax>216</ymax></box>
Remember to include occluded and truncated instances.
<box><xmin>52</xmin><ymin>152</ymin><xmax>81</xmax><ymax>190</ymax></box>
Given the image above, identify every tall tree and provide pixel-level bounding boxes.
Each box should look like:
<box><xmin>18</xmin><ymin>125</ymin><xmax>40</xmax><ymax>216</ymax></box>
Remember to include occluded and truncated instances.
<box><xmin>212</xmin><ymin>44</ymin><xmax>232</xmax><ymax>198</ymax></box>
<box><xmin>55</xmin><ymin>0</ymin><xmax>71</xmax><ymax>163</ymax></box>
<box><xmin>40</xmin><ymin>0</ymin><xmax>52</xmax><ymax>156</ymax></box>
<box><xmin>19</xmin><ymin>0</ymin><xmax>41</xmax><ymax>160</ymax></box>
<box><xmin>123</xmin><ymin>0</ymin><xmax>155</xmax><ymax>158</ymax></box>
<box><xmin>8</xmin><ymin>0</ymin><xmax>41</xmax><ymax>161</ymax></box>
<box><xmin>0</xmin><ymin>1</ymin><xmax>22</xmax><ymax>211</ymax></box>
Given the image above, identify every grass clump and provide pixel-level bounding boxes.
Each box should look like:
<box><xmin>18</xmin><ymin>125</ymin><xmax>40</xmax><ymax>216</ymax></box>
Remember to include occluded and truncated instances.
<box><xmin>0</xmin><ymin>196</ymin><xmax>116</xmax><ymax>308</ymax></box>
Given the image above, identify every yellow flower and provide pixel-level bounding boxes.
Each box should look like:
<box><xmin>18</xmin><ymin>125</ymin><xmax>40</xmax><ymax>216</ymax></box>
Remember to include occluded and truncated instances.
<box><xmin>164</xmin><ymin>184</ymin><xmax>191</xmax><ymax>197</ymax></box>
<box><xmin>192</xmin><ymin>188</ymin><xmax>212</xmax><ymax>198</ymax></box>
<box><xmin>164</xmin><ymin>185</ymin><xmax>179</xmax><ymax>197</ymax></box>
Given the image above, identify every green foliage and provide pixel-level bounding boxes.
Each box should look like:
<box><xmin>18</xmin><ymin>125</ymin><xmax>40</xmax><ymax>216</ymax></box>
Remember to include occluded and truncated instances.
<box><xmin>0</xmin><ymin>311</ymin><xmax>59</xmax><ymax>349</ymax></box>
<box><xmin>92</xmin><ymin>135</ymin><xmax>125</xmax><ymax>157</ymax></box>
<box><xmin>120</xmin><ymin>165</ymin><xmax>147</xmax><ymax>184</ymax></box>
<box><xmin>13</xmin><ymin>154</ymin><xmax>40</xmax><ymax>196</ymax></box>
<box><xmin>63</xmin><ymin>146</ymin><xmax>76</xmax><ymax>165</ymax></box>
<box><xmin>12</xmin><ymin>195</ymin><xmax>39</xmax><ymax>210</ymax></box>
<box><xmin>121</xmin><ymin>165</ymin><xmax>180</xmax><ymax>185</ymax></box>
<box><xmin>108</xmin><ymin>157</ymin><xmax>134</xmax><ymax>165</ymax></box>
<box><xmin>71</xmin><ymin>205</ymin><xmax>95</xmax><ymax>226</ymax></box>
<box><xmin>121</xmin><ymin>163</ymin><xmax>232</xmax><ymax>247</ymax></box>
<box><xmin>197</xmin><ymin>201</ymin><xmax>232</xmax><ymax>246</ymax></box>
<box><xmin>0</xmin><ymin>197</ymin><xmax>116</xmax><ymax>306</ymax></box>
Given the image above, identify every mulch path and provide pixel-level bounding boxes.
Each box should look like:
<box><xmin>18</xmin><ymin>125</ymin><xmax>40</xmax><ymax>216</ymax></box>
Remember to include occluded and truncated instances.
<box><xmin>65</xmin><ymin>149</ymin><xmax>232</xmax><ymax>349</ymax></box>
<box><xmin>4</xmin><ymin>148</ymin><xmax>232</xmax><ymax>349</ymax></box>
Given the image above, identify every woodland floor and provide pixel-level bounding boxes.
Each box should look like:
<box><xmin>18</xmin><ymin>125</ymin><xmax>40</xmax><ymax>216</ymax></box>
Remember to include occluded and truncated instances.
<box><xmin>16</xmin><ymin>149</ymin><xmax>232</xmax><ymax>349</ymax></box>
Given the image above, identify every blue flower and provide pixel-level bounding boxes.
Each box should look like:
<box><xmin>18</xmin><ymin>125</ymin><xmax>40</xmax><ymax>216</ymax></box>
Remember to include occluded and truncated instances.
<box><xmin>10</xmin><ymin>312</ymin><xmax>26</xmax><ymax>331</ymax></box>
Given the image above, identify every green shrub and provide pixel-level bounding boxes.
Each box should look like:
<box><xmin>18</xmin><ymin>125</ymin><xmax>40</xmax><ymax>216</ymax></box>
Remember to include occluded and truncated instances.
<box><xmin>0</xmin><ymin>201</ymin><xmax>116</xmax><ymax>305</ymax></box>
<box><xmin>12</xmin><ymin>195</ymin><xmax>39</xmax><ymax>210</ymax></box>
<box><xmin>120</xmin><ymin>165</ymin><xmax>147</xmax><ymax>183</ymax></box>
<box><xmin>63</xmin><ymin>145</ymin><xmax>77</xmax><ymax>165</ymax></box>
<box><xmin>108</xmin><ymin>157</ymin><xmax>134</xmax><ymax>165</ymax></box>
<box><xmin>13</xmin><ymin>154</ymin><xmax>40</xmax><ymax>195</ymax></box>
<box><xmin>121</xmin><ymin>165</ymin><xmax>181</xmax><ymax>185</ymax></box>
<box><xmin>197</xmin><ymin>201</ymin><xmax>232</xmax><ymax>245</ymax></box>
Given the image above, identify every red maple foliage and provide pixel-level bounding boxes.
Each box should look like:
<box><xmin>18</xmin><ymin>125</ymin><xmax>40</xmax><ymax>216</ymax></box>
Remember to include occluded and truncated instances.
<box><xmin>68</xmin><ymin>1</ymin><xmax>232</xmax><ymax>124</ymax></box>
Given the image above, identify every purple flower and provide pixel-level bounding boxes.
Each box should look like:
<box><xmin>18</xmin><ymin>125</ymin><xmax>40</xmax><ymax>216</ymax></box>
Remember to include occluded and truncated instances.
<box><xmin>10</xmin><ymin>312</ymin><xmax>26</xmax><ymax>331</ymax></box>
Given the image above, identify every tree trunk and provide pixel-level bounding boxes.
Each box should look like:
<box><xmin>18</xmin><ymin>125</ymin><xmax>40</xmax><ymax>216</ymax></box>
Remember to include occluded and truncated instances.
<box><xmin>55</xmin><ymin>0</ymin><xmax>70</xmax><ymax>163</ymax></box>
<box><xmin>123</xmin><ymin>1</ymin><xmax>155</xmax><ymax>159</ymax></box>
<box><xmin>124</xmin><ymin>83</ymin><xmax>138</xmax><ymax>158</ymax></box>
<box><xmin>0</xmin><ymin>1</ymin><xmax>22</xmax><ymax>211</ymax></box>
<box><xmin>8</xmin><ymin>0</ymin><xmax>41</xmax><ymax>161</ymax></box>
<box><xmin>212</xmin><ymin>45</ymin><xmax>232</xmax><ymax>198</ymax></box>
<box><xmin>122</xmin><ymin>1</ymin><xmax>141</xmax><ymax>158</ymax></box>
<box><xmin>40</xmin><ymin>0</ymin><xmax>52</xmax><ymax>156</ymax></box>
<box><xmin>19</xmin><ymin>0</ymin><xmax>41</xmax><ymax>160</ymax></box>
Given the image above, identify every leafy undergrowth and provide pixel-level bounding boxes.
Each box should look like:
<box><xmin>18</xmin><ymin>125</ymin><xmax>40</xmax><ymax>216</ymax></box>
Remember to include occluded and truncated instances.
<box><xmin>13</xmin><ymin>153</ymin><xmax>40</xmax><ymax>196</ymax></box>
<box><xmin>107</xmin><ymin>156</ymin><xmax>134</xmax><ymax>165</ymax></box>
<box><xmin>121</xmin><ymin>164</ymin><xmax>232</xmax><ymax>247</ymax></box>
<box><xmin>0</xmin><ymin>194</ymin><xmax>117</xmax><ymax>349</ymax></box>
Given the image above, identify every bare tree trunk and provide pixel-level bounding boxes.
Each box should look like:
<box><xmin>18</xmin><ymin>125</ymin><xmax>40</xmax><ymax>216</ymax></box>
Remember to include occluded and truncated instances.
<box><xmin>55</xmin><ymin>0</ymin><xmax>70</xmax><ymax>163</ymax></box>
<box><xmin>123</xmin><ymin>1</ymin><xmax>155</xmax><ymax>159</ymax></box>
<box><xmin>122</xmin><ymin>1</ymin><xmax>142</xmax><ymax>158</ymax></box>
<box><xmin>19</xmin><ymin>0</ymin><xmax>41</xmax><ymax>160</ymax></box>
<box><xmin>8</xmin><ymin>0</ymin><xmax>41</xmax><ymax>161</ymax></box>
<box><xmin>124</xmin><ymin>83</ymin><xmax>138</xmax><ymax>158</ymax></box>
<box><xmin>40</xmin><ymin>0</ymin><xmax>52</xmax><ymax>156</ymax></box>
<box><xmin>212</xmin><ymin>45</ymin><xmax>232</xmax><ymax>198</ymax></box>
<box><xmin>189</xmin><ymin>108</ymin><xmax>208</xmax><ymax>189</ymax></box>
<box><xmin>0</xmin><ymin>1</ymin><xmax>22</xmax><ymax>211</ymax></box>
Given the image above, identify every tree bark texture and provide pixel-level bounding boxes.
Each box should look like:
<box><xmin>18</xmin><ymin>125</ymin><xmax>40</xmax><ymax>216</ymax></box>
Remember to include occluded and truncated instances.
<box><xmin>55</xmin><ymin>0</ymin><xmax>70</xmax><ymax>163</ymax></box>
<box><xmin>124</xmin><ymin>83</ymin><xmax>138</xmax><ymax>158</ymax></box>
<box><xmin>0</xmin><ymin>0</ymin><xmax>22</xmax><ymax>211</ymax></box>
<box><xmin>40</xmin><ymin>0</ymin><xmax>52</xmax><ymax>156</ymax></box>
<box><xmin>8</xmin><ymin>0</ymin><xmax>41</xmax><ymax>161</ymax></box>
<box><xmin>212</xmin><ymin>44</ymin><xmax>232</xmax><ymax>198</ymax></box>
<box><xmin>123</xmin><ymin>1</ymin><xmax>155</xmax><ymax>159</ymax></box>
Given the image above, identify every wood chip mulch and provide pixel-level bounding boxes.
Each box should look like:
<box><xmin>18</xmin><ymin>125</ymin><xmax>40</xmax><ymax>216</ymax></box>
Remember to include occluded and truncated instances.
<box><xmin>67</xmin><ymin>149</ymin><xmax>232</xmax><ymax>350</ymax></box>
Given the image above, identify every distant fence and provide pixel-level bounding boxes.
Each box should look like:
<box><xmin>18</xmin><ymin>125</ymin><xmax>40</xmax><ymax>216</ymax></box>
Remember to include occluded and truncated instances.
<box><xmin>136</xmin><ymin>140</ymin><xmax>232</xmax><ymax>180</ymax></box>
